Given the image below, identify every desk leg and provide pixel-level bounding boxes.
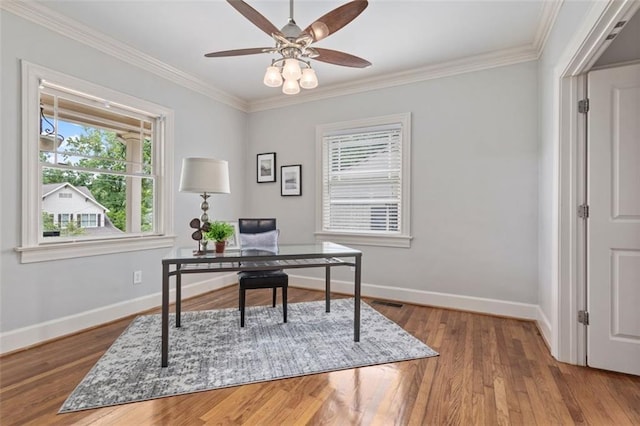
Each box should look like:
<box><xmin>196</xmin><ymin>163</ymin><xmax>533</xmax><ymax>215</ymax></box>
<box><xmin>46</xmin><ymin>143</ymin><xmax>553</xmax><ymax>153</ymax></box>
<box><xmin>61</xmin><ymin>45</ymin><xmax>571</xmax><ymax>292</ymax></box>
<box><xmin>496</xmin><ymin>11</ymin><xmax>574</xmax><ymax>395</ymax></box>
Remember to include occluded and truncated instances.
<box><xmin>354</xmin><ymin>254</ymin><xmax>361</xmax><ymax>342</ymax></box>
<box><xmin>325</xmin><ymin>266</ymin><xmax>331</xmax><ymax>313</ymax></box>
<box><xmin>176</xmin><ymin>264</ymin><xmax>182</xmax><ymax>328</ymax></box>
<box><xmin>161</xmin><ymin>263</ymin><xmax>169</xmax><ymax>368</ymax></box>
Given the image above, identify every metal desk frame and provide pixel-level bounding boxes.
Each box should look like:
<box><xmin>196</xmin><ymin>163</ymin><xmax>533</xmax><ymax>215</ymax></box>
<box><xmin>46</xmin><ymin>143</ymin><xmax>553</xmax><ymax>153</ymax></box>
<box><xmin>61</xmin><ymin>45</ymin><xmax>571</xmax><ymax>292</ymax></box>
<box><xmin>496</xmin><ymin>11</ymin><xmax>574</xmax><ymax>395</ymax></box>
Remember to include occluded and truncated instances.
<box><xmin>161</xmin><ymin>242</ymin><xmax>362</xmax><ymax>367</ymax></box>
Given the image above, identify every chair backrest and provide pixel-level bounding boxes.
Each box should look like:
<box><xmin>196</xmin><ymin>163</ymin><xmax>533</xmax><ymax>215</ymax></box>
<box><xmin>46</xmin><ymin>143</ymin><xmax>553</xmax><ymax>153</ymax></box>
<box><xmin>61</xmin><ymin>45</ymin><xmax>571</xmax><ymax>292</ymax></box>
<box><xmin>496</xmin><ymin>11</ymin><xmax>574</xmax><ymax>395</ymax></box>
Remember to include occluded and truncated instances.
<box><xmin>238</xmin><ymin>218</ymin><xmax>276</xmax><ymax>234</ymax></box>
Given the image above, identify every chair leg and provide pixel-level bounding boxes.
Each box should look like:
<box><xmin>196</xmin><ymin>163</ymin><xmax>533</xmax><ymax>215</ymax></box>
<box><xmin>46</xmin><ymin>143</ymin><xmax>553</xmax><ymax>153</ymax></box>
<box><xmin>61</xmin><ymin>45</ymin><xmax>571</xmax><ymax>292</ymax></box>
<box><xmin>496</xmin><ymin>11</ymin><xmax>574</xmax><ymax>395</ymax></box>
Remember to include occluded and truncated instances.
<box><xmin>283</xmin><ymin>286</ymin><xmax>287</xmax><ymax>323</ymax></box>
<box><xmin>240</xmin><ymin>287</ymin><xmax>246</xmax><ymax>328</ymax></box>
<box><xmin>272</xmin><ymin>288</ymin><xmax>277</xmax><ymax>307</ymax></box>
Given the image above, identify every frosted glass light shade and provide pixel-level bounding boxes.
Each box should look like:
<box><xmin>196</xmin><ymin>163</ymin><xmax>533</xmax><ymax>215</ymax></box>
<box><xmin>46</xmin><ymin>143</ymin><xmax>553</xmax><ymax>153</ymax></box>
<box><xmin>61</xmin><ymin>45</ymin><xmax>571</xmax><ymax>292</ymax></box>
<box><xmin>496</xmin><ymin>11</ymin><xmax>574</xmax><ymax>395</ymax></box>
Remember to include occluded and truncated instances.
<box><xmin>282</xmin><ymin>59</ymin><xmax>302</xmax><ymax>81</ymax></box>
<box><xmin>179</xmin><ymin>157</ymin><xmax>230</xmax><ymax>194</ymax></box>
<box><xmin>263</xmin><ymin>66</ymin><xmax>283</xmax><ymax>87</ymax></box>
<box><xmin>300</xmin><ymin>68</ymin><xmax>318</xmax><ymax>89</ymax></box>
<box><xmin>282</xmin><ymin>78</ymin><xmax>300</xmax><ymax>95</ymax></box>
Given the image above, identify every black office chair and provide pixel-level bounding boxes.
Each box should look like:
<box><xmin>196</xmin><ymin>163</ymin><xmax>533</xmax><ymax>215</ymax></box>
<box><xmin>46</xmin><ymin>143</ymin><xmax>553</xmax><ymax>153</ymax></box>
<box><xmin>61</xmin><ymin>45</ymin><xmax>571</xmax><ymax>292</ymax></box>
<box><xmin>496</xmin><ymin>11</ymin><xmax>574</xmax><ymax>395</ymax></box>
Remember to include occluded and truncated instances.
<box><xmin>237</xmin><ymin>218</ymin><xmax>288</xmax><ymax>327</ymax></box>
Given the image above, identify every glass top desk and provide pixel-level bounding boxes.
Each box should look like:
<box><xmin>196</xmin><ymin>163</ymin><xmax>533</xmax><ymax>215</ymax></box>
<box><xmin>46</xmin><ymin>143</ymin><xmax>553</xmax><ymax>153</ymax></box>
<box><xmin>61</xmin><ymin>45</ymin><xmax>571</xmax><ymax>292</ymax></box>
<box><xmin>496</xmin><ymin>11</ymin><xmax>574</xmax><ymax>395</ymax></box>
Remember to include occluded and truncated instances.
<box><xmin>161</xmin><ymin>242</ymin><xmax>362</xmax><ymax>367</ymax></box>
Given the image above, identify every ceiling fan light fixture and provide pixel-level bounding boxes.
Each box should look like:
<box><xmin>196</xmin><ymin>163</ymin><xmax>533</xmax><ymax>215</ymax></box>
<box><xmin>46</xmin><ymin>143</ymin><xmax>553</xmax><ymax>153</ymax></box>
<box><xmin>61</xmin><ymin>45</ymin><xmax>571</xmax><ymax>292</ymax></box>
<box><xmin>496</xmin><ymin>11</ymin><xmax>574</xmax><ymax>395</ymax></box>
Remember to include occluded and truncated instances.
<box><xmin>282</xmin><ymin>58</ymin><xmax>302</xmax><ymax>81</ymax></box>
<box><xmin>263</xmin><ymin>65</ymin><xmax>283</xmax><ymax>87</ymax></box>
<box><xmin>282</xmin><ymin>78</ymin><xmax>300</xmax><ymax>95</ymax></box>
<box><xmin>206</xmin><ymin>0</ymin><xmax>370</xmax><ymax>96</ymax></box>
<box><xmin>300</xmin><ymin>68</ymin><xmax>318</xmax><ymax>89</ymax></box>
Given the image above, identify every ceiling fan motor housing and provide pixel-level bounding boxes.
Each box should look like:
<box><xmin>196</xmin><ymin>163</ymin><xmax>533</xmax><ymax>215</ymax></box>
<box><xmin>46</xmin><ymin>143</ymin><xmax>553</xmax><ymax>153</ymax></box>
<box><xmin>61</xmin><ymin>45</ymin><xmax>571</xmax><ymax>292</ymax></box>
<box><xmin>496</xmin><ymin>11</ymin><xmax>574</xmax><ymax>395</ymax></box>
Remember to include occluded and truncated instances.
<box><xmin>281</xmin><ymin>20</ymin><xmax>303</xmax><ymax>39</ymax></box>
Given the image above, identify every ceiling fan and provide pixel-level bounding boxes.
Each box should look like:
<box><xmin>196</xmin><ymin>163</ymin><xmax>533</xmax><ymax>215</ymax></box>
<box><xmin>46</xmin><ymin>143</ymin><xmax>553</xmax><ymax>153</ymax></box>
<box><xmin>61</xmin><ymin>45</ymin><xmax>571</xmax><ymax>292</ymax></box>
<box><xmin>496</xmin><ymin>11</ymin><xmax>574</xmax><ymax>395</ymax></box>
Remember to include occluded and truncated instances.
<box><xmin>205</xmin><ymin>0</ymin><xmax>371</xmax><ymax>94</ymax></box>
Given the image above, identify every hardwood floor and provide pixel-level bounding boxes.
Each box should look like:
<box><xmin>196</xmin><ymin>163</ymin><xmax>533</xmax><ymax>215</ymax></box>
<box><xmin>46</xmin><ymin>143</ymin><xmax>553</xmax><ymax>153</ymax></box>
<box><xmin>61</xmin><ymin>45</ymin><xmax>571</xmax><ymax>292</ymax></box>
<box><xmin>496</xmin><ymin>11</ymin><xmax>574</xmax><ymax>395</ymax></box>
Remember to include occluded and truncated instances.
<box><xmin>1</xmin><ymin>286</ymin><xmax>639</xmax><ymax>425</ymax></box>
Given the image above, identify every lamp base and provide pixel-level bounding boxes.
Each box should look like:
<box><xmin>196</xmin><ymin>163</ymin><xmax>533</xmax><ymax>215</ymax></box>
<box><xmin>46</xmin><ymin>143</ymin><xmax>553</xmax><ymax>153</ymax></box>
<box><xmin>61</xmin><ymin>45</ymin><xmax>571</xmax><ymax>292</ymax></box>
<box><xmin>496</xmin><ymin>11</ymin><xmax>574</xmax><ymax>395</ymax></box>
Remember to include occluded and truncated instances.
<box><xmin>188</xmin><ymin>217</ymin><xmax>211</xmax><ymax>256</ymax></box>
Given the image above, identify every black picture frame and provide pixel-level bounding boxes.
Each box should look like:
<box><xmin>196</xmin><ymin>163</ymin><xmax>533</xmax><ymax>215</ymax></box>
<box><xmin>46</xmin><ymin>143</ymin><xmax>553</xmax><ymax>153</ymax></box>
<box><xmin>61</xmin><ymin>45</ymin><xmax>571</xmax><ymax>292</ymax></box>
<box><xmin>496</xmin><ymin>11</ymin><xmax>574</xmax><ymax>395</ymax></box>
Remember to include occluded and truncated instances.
<box><xmin>281</xmin><ymin>164</ymin><xmax>302</xmax><ymax>196</ymax></box>
<box><xmin>257</xmin><ymin>152</ymin><xmax>276</xmax><ymax>183</ymax></box>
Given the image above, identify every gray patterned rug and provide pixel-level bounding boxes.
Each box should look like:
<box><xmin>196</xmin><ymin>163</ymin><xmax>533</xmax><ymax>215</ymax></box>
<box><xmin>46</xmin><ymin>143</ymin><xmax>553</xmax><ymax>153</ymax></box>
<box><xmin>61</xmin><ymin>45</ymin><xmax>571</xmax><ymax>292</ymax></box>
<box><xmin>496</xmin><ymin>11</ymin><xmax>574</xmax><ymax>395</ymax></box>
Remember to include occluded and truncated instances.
<box><xmin>59</xmin><ymin>298</ymin><xmax>438</xmax><ymax>413</ymax></box>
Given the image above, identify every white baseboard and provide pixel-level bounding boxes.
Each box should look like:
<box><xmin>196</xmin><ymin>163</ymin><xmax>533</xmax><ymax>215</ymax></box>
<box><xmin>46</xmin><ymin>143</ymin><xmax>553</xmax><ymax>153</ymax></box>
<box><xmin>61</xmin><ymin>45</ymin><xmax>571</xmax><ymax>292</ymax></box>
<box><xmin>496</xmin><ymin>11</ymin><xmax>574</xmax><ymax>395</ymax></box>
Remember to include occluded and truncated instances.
<box><xmin>0</xmin><ymin>273</ymin><xmax>237</xmax><ymax>354</ymax></box>
<box><xmin>289</xmin><ymin>274</ymin><xmax>540</xmax><ymax>320</ymax></box>
<box><xmin>1</xmin><ymin>272</ymin><xmax>548</xmax><ymax>355</ymax></box>
<box><xmin>535</xmin><ymin>305</ymin><xmax>553</xmax><ymax>349</ymax></box>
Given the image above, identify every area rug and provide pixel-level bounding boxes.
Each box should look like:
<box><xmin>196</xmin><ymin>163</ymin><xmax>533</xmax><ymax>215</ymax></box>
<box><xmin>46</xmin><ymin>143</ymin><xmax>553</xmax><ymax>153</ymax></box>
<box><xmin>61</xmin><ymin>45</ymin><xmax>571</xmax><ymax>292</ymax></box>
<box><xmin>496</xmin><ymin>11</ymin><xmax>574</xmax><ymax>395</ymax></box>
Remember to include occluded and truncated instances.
<box><xmin>59</xmin><ymin>298</ymin><xmax>438</xmax><ymax>413</ymax></box>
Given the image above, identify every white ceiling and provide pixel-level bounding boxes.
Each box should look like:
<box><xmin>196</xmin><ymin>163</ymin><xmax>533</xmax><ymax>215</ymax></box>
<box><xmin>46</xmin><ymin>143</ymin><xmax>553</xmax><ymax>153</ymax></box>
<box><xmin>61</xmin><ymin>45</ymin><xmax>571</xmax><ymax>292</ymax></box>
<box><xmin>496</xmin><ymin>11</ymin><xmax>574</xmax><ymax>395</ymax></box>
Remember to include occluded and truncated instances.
<box><xmin>28</xmin><ymin>0</ymin><xmax>554</xmax><ymax>107</ymax></box>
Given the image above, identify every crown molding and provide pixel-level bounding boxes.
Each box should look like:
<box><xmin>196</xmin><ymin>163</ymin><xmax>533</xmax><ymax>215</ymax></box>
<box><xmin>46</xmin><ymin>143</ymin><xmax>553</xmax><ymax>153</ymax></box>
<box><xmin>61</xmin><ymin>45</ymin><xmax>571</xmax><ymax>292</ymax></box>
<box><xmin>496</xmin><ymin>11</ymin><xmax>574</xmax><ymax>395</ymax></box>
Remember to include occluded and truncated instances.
<box><xmin>2</xmin><ymin>0</ymin><xmax>554</xmax><ymax>114</ymax></box>
<box><xmin>248</xmin><ymin>45</ymin><xmax>538</xmax><ymax>112</ymax></box>
<box><xmin>1</xmin><ymin>0</ymin><xmax>249</xmax><ymax>112</ymax></box>
<box><xmin>533</xmin><ymin>0</ymin><xmax>564</xmax><ymax>55</ymax></box>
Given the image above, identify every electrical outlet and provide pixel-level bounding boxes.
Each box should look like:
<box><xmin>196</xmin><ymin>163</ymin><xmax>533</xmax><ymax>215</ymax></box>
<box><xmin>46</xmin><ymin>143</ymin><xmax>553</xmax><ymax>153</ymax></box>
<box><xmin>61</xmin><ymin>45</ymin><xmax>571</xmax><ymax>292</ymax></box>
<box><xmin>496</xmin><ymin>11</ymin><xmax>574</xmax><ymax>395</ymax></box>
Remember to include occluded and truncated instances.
<box><xmin>133</xmin><ymin>270</ymin><xmax>142</xmax><ymax>284</ymax></box>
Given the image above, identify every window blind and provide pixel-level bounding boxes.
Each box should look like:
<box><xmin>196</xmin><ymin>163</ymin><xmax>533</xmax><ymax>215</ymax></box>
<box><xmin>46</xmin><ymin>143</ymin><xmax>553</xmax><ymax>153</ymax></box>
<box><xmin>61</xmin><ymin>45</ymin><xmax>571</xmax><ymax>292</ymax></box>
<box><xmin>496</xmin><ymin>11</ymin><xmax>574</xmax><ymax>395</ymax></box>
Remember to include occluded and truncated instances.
<box><xmin>322</xmin><ymin>125</ymin><xmax>402</xmax><ymax>233</ymax></box>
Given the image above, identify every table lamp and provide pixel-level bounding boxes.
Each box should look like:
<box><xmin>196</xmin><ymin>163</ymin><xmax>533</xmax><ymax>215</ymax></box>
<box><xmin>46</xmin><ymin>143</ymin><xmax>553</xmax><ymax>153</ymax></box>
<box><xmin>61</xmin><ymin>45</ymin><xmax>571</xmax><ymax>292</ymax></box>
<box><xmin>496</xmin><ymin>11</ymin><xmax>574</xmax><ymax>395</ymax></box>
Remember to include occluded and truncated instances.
<box><xmin>179</xmin><ymin>157</ymin><xmax>230</xmax><ymax>253</ymax></box>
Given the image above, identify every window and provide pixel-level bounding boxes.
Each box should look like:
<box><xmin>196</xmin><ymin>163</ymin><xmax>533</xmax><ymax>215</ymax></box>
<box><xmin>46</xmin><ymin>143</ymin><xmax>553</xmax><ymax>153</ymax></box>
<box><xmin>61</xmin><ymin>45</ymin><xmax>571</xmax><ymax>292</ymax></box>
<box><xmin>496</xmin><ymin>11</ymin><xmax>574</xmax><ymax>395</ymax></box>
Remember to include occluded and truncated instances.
<box><xmin>59</xmin><ymin>213</ymin><xmax>71</xmax><ymax>228</ymax></box>
<box><xmin>79</xmin><ymin>214</ymin><xmax>99</xmax><ymax>228</ymax></box>
<box><xmin>18</xmin><ymin>62</ymin><xmax>175</xmax><ymax>263</ymax></box>
<box><xmin>315</xmin><ymin>113</ymin><xmax>412</xmax><ymax>247</ymax></box>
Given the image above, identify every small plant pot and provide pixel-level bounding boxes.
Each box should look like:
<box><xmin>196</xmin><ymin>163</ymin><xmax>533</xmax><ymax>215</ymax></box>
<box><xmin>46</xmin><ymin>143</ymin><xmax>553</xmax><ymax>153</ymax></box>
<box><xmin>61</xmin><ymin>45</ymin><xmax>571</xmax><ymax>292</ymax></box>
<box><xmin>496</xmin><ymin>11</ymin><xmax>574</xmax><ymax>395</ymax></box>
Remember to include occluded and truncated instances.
<box><xmin>215</xmin><ymin>241</ymin><xmax>226</xmax><ymax>253</ymax></box>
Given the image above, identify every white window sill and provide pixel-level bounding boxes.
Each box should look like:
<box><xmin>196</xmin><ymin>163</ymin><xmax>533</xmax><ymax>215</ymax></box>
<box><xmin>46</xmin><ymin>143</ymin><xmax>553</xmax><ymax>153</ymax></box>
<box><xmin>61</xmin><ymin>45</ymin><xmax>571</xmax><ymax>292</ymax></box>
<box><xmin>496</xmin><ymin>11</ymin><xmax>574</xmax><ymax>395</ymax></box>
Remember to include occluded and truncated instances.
<box><xmin>314</xmin><ymin>231</ymin><xmax>412</xmax><ymax>248</ymax></box>
<box><xmin>15</xmin><ymin>235</ymin><xmax>176</xmax><ymax>263</ymax></box>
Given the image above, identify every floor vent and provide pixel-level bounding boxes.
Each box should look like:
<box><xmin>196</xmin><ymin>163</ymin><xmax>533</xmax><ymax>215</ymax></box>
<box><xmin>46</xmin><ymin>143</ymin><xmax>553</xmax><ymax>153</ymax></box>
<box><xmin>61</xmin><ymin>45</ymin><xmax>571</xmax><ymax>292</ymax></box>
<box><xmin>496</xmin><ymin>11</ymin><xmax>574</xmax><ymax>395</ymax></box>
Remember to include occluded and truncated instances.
<box><xmin>372</xmin><ymin>300</ymin><xmax>404</xmax><ymax>308</ymax></box>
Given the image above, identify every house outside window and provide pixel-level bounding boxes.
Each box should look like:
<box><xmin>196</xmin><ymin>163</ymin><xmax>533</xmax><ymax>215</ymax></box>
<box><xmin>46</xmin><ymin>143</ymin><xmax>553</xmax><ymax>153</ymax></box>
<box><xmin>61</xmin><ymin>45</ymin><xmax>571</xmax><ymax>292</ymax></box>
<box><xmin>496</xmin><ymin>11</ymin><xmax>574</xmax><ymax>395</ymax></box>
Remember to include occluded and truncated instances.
<box><xmin>43</xmin><ymin>182</ymin><xmax>107</xmax><ymax>233</ymax></box>
<box><xmin>315</xmin><ymin>113</ymin><xmax>412</xmax><ymax>248</ymax></box>
<box><xmin>18</xmin><ymin>62</ymin><xmax>175</xmax><ymax>263</ymax></box>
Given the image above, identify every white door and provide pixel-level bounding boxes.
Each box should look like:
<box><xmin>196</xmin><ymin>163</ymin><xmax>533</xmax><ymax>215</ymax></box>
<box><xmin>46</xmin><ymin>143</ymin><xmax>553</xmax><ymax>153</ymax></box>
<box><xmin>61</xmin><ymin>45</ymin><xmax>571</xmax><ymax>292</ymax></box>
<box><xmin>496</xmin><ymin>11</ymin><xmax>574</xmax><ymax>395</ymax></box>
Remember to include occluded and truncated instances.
<box><xmin>587</xmin><ymin>62</ymin><xmax>640</xmax><ymax>376</ymax></box>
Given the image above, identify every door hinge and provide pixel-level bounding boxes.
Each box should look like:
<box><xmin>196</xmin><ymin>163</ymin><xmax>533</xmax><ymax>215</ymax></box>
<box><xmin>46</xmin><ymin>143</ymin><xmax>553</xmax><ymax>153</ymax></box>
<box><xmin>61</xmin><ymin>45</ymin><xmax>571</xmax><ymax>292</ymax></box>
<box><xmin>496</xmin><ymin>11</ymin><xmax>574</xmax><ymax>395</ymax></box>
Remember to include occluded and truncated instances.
<box><xmin>578</xmin><ymin>310</ymin><xmax>590</xmax><ymax>325</ymax></box>
<box><xmin>578</xmin><ymin>98</ymin><xmax>590</xmax><ymax>113</ymax></box>
<box><xmin>578</xmin><ymin>204</ymin><xmax>589</xmax><ymax>219</ymax></box>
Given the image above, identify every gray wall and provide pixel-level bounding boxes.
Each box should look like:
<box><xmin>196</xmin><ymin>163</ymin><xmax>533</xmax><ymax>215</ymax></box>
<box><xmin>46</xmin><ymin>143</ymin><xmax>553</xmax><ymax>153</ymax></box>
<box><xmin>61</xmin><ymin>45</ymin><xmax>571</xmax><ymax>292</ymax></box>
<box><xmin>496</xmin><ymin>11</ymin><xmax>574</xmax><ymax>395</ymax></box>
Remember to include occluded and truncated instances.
<box><xmin>247</xmin><ymin>61</ymin><xmax>539</xmax><ymax>303</ymax></box>
<box><xmin>0</xmin><ymin>10</ymin><xmax>247</xmax><ymax>332</ymax></box>
<box><xmin>1</xmin><ymin>2</ymin><xmax>600</xmax><ymax>347</ymax></box>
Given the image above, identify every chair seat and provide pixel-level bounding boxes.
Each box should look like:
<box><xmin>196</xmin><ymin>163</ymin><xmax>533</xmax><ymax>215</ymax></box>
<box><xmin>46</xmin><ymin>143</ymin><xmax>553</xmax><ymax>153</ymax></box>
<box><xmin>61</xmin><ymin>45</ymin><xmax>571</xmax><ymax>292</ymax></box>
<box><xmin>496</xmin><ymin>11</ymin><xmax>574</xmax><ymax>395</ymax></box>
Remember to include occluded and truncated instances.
<box><xmin>238</xmin><ymin>270</ymin><xmax>288</xmax><ymax>287</ymax></box>
<box><xmin>238</xmin><ymin>270</ymin><xmax>288</xmax><ymax>327</ymax></box>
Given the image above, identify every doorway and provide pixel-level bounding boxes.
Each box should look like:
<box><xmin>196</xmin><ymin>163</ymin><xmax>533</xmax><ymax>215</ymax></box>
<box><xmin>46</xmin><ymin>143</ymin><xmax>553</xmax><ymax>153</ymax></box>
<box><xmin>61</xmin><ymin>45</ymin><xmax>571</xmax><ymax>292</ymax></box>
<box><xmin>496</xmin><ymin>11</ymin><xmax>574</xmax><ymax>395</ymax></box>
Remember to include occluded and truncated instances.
<box><xmin>557</xmin><ymin>2</ymin><xmax>640</xmax><ymax>374</ymax></box>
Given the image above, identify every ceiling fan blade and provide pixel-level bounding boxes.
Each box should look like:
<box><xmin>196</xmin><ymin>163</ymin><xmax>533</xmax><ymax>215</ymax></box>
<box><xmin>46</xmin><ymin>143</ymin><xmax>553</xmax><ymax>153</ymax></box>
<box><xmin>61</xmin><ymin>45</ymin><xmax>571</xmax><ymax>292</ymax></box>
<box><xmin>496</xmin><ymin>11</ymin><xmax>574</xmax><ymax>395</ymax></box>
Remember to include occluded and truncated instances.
<box><xmin>313</xmin><ymin>48</ymin><xmax>371</xmax><ymax>68</ymax></box>
<box><xmin>304</xmin><ymin>0</ymin><xmax>368</xmax><ymax>43</ymax></box>
<box><xmin>205</xmin><ymin>47</ymin><xmax>272</xmax><ymax>58</ymax></box>
<box><xmin>227</xmin><ymin>0</ymin><xmax>282</xmax><ymax>38</ymax></box>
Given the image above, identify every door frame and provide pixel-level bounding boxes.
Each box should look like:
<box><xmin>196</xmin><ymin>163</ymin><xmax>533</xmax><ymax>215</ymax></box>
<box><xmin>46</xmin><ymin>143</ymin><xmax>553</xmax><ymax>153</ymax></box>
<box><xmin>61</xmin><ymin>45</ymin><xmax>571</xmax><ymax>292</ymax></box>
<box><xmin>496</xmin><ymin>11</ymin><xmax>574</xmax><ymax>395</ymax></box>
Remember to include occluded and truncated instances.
<box><xmin>556</xmin><ymin>0</ymin><xmax>640</xmax><ymax>364</ymax></box>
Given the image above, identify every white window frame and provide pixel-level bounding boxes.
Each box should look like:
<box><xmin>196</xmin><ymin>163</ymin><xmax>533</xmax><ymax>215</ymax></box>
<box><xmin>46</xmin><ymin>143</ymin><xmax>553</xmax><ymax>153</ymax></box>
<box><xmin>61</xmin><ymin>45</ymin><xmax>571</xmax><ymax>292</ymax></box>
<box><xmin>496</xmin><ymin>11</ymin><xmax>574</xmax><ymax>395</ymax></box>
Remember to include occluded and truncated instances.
<box><xmin>79</xmin><ymin>213</ymin><xmax>98</xmax><ymax>228</ymax></box>
<box><xmin>17</xmin><ymin>61</ymin><xmax>175</xmax><ymax>263</ymax></box>
<box><xmin>315</xmin><ymin>113</ymin><xmax>412</xmax><ymax>248</ymax></box>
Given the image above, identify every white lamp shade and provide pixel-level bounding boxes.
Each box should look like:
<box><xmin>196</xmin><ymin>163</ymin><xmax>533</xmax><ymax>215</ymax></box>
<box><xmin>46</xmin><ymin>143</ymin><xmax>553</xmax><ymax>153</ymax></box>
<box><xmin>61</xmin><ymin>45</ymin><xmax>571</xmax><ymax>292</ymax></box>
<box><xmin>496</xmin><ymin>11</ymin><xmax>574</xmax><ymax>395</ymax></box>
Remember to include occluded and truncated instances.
<box><xmin>282</xmin><ymin>78</ymin><xmax>300</xmax><ymax>95</ymax></box>
<box><xmin>179</xmin><ymin>157</ymin><xmax>230</xmax><ymax>194</ymax></box>
<box><xmin>263</xmin><ymin>66</ymin><xmax>283</xmax><ymax>87</ymax></box>
<box><xmin>300</xmin><ymin>68</ymin><xmax>318</xmax><ymax>89</ymax></box>
<box><xmin>282</xmin><ymin>58</ymin><xmax>302</xmax><ymax>81</ymax></box>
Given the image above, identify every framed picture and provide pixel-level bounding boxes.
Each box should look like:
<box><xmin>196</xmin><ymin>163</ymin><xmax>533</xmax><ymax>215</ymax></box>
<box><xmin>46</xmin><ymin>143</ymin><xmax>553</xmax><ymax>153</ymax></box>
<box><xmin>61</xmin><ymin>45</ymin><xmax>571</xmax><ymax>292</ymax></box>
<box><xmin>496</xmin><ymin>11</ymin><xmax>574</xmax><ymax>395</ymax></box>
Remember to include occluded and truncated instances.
<box><xmin>281</xmin><ymin>164</ymin><xmax>302</xmax><ymax>196</ymax></box>
<box><xmin>224</xmin><ymin>221</ymin><xmax>239</xmax><ymax>249</ymax></box>
<box><xmin>257</xmin><ymin>152</ymin><xmax>276</xmax><ymax>183</ymax></box>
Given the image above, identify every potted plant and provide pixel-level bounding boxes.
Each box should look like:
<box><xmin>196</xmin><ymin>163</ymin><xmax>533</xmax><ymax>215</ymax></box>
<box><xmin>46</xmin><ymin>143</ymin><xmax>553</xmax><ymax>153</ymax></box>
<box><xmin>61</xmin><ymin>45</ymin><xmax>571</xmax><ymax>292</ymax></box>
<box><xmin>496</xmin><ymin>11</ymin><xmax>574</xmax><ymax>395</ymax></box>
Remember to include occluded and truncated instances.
<box><xmin>205</xmin><ymin>221</ymin><xmax>235</xmax><ymax>253</ymax></box>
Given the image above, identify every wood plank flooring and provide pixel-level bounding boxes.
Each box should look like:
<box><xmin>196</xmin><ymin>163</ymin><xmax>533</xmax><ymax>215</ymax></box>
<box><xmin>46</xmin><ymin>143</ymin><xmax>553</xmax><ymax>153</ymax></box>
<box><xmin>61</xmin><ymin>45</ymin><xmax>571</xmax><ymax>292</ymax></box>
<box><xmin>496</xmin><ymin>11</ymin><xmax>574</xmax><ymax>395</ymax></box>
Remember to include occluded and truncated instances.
<box><xmin>1</xmin><ymin>286</ymin><xmax>639</xmax><ymax>425</ymax></box>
